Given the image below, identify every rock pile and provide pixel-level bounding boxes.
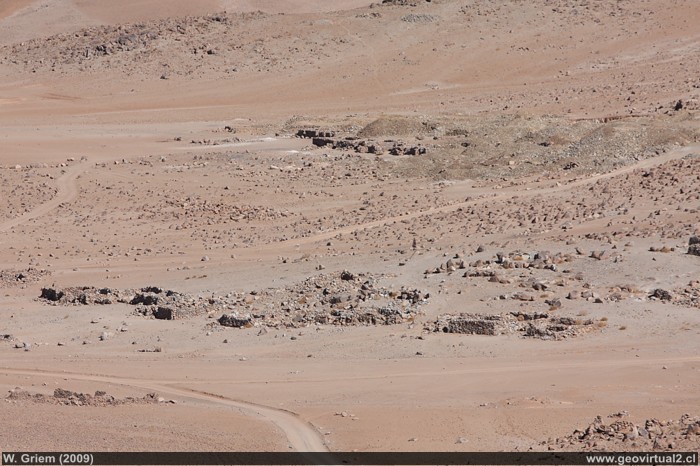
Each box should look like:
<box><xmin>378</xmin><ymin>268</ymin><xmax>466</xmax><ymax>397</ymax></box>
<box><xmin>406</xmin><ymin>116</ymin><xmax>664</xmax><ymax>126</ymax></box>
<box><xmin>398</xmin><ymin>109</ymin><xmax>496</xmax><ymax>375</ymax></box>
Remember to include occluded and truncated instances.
<box><xmin>5</xmin><ymin>388</ymin><xmax>168</xmax><ymax>407</ymax></box>
<box><xmin>189</xmin><ymin>137</ymin><xmax>240</xmax><ymax>146</ymax></box>
<box><xmin>387</xmin><ymin>142</ymin><xmax>428</xmax><ymax>156</ymax></box>
<box><xmin>219</xmin><ymin>271</ymin><xmax>429</xmax><ymax>328</ymax></box>
<box><xmin>392</xmin><ymin>114</ymin><xmax>697</xmax><ymax>180</ymax></box>
<box><xmin>427</xmin><ymin>250</ymin><xmax>574</xmax><ymax>275</ymax></box>
<box><xmin>401</xmin><ymin>14</ymin><xmax>439</xmax><ymax>23</ymax></box>
<box><xmin>429</xmin><ymin>312</ymin><xmax>602</xmax><ymax>340</ymax></box>
<box><xmin>688</xmin><ymin>236</ymin><xmax>700</xmax><ymax>256</ymax></box>
<box><xmin>543</xmin><ymin>413</ymin><xmax>700</xmax><ymax>451</ymax></box>
<box><xmin>312</xmin><ymin>135</ymin><xmax>427</xmax><ymax>156</ymax></box>
<box><xmin>39</xmin><ymin>286</ymin><xmax>216</xmax><ymax>319</ymax></box>
<box><xmin>297</xmin><ymin>129</ymin><xmax>335</xmax><ymax>139</ymax></box>
<box><xmin>40</xmin><ymin>286</ymin><xmax>124</xmax><ymax>305</ymax></box>
<box><xmin>311</xmin><ymin>136</ymin><xmax>384</xmax><ymax>154</ymax></box>
<box><xmin>673</xmin><ymin>281</ymin><xmax>700</xmax><ymax>310</ymax></box>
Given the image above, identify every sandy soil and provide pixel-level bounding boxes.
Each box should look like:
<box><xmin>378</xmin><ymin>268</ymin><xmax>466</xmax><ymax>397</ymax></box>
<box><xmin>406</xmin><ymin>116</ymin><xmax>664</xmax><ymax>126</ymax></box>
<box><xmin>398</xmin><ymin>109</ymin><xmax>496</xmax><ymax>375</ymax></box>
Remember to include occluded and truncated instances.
<box><xmin>0</xmin><ymin>0</ymin><xmax>699</xmax><ymax>455</ymax></box>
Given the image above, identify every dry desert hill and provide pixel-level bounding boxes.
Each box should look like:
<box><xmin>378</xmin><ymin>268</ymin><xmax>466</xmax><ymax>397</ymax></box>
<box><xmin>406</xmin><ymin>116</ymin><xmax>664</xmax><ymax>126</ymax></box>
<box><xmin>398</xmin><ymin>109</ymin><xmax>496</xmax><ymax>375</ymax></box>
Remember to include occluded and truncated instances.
<box><xmin>1</xmin><ymin>0</ymin><xmax>699</xmax><ymax>455</ymax></box>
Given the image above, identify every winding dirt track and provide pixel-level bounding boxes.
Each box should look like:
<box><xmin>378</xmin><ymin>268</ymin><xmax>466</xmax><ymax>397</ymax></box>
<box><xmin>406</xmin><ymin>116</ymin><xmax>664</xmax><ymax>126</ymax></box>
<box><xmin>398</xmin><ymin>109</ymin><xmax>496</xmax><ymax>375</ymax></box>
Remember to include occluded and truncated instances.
<box><xmin>3</xmin><ymin>354</ymin><xmax>699</xmax><ymax>451</ymax></box>
<box><xmin>5</xmin><ymin>355</ymin><xmax>698</xmax><ymax>388</ymax></box>
<box><xmin>0</xmin><ymin>161</ymin><xmax>86</xmax><ymax>234</ymax></box>
<box><xmin>3</xmin><ymin>140</ymin><xmax>697</xmax><ymax>244</ymax></box>
<box><xmin>275</xmin><ymin>142</ymin><xmax>700</xmax><ymax>250</ymax></box>
<box><xmin>0</xmin><ymin>367</ymin><xmax>330</xmax><ymax>454</ymax></box>
<box><xmin>17</xmin><ymin>140</ymin><xmax>696</xmax><ymax>276</ymax></box>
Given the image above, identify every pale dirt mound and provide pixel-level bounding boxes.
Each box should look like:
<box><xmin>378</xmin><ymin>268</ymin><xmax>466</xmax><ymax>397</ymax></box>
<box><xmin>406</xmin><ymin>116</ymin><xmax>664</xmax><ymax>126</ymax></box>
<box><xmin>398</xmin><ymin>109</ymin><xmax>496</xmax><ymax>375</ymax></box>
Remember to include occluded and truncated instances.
<box><xmin>357</xmin><ymin>116</ymin><xmax>430</xmax><ymax>138</ymax></box>
<box><xmin>382</xmin><ymin>113</ymin><xmax>699</xmax><ymax>180</ymax></box>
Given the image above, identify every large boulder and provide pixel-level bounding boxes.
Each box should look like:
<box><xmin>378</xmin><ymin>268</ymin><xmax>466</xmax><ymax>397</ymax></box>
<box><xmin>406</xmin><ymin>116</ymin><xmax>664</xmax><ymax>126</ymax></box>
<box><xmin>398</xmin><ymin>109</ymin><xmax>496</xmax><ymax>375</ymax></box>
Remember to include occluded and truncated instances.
<box><xmin>218</xmin><ymin>313</ymin><xmax>253</xmax><ymax>328</ymax></box>
<box><xmin>689</xmin><ymin>236</ymin><xmax>700</xmax><ymax>256</ymax></box>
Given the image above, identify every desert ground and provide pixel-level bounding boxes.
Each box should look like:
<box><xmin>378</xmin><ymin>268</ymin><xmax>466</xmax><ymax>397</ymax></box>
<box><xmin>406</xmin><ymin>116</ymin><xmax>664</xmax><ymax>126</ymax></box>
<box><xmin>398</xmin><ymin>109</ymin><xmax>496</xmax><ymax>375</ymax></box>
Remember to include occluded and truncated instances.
<box><xmin>1</xmin><ymin>0</ymin><xmax>699</xmax><ymax>455</ymax></box>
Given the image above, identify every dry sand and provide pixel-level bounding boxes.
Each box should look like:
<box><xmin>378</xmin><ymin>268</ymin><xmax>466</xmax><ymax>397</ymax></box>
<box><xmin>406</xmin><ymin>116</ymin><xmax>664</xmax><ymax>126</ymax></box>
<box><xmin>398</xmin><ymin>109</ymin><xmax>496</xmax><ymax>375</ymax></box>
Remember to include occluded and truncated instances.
<box><xmin>0</xmin><ymin>0</ymin><xmax>699</xmax><ymax>455</ymax></box>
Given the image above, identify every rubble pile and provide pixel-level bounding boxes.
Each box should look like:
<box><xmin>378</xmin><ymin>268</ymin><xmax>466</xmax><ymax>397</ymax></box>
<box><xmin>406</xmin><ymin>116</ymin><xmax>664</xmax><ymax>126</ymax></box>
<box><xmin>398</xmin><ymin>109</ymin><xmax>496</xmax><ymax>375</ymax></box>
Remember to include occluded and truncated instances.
<box><xmin>310</xmin><ymin>135</ymin><xmax>427</xmax><ymax>156</ymax></box>
<box><xmin>673</xmin><ymin>281</ymin><xmax>700</xmax><ymax>309</ymax></box>
<box><xmin>427</xmin><ymin>250</ymin><xmax>575</xmax><ymax>275</ymax></box>
<box><xmin>39</xmin><ymin>271</ymin><xmax>429</xmax><ymax>328</ymax></box>
<box><xmin>688</xmin><ymin>236</ymin><xmax>700</xmax><ymax>256</ymax></box>
<box><xmin>219</xmin><ymin>271</ymin><xmax>429</xmax><ymax>328</ymax></box>
<box><xmin>543</xmin><ymin>414</ymin><xmax>700</xmax><ymax>451</ymax></box>
<box><xmin>5</xmin><ymin>388</ymin><xmax>168</xmax><ymax>407</ymax></box>
<box><xmin>39</xmin><ymin>286</ymin><xmax>218</xmax><ymax>319</ymax></box>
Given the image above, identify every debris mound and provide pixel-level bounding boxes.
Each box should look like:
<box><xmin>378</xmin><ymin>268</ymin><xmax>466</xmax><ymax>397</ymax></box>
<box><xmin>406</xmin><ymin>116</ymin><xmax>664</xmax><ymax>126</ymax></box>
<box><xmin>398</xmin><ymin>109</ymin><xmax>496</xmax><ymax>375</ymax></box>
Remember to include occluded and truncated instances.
<box><xmin>39</xmin><ymin>271</ymin><xmax>429</xmax><ymax>328</ymax></box>
<box><xmin>543</xmin><ymin>414</ymin><xmax>700</xmax><ymax>451</ymax></box>
<box><xmin>38</xmin><ymin>286</ymin><xmax>205</xmax><ymax>319</ymax></box>
<box><xmin>688</xmin><ymin>236</ymin><xmax>700</xmax><ymax>256</ymax></box>
<box><xmin>6</xmin><ymin>388</ymin><xmax>167</xmax><ymax>407</ymax></box>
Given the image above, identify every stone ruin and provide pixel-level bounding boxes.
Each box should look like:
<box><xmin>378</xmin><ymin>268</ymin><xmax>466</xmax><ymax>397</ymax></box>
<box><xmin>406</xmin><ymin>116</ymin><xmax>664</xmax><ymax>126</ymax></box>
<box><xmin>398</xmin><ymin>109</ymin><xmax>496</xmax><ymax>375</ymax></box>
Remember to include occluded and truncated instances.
<box><xmin>428</xmin><ymin>311</ymin><xmax>602</xmax><ymax>340</ymax></box>
<box><xmin>38</xmin><ymin>271</ymin><xmax>430</xmax><ymax>329</ymax></box>
<box><xmin>39</xmin><ymin>286</ymin><xmax>207</xmax><ymax>320</ymax></box>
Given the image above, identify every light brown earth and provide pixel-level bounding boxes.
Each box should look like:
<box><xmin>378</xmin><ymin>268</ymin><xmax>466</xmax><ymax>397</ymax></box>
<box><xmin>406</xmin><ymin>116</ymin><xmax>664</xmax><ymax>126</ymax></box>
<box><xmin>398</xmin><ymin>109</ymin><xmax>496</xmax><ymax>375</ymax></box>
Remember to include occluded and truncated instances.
<box><xmin>1</xmin><ymin>0</ymin><xmax>699</xmax><ymax>455</ymax></box>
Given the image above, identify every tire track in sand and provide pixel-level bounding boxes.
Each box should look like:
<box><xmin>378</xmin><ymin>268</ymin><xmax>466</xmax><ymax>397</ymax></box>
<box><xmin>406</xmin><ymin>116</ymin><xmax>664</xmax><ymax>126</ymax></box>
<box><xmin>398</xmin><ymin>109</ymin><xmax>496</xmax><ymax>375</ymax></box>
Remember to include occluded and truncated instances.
<box><xmin>0</xmin><ymin>367</ymin><xmax>330</xmax><ymax>455</ymax></box>
<box><xmin>0</xmin><ymin>161</ymin><xmax>86</xmax><ymax>234</ymax></box>
<box><xmin>255</xmin><ymin>142</ymin><xmax>700</xmax><ymax>251</ymax></box>
<box><xmin>64</xmin><ymin>142</ymin><xmax>700</xmax><ymax>273</ymax></box>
